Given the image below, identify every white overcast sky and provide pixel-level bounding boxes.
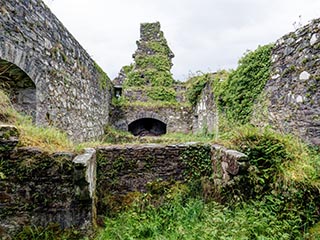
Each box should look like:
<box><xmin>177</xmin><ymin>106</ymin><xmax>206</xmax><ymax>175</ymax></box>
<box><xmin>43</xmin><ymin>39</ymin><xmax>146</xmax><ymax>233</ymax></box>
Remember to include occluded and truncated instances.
<box><xmin>43</xmin><ymin>0</ymin><xmax>320</xmax><ymax>81</ymax></box>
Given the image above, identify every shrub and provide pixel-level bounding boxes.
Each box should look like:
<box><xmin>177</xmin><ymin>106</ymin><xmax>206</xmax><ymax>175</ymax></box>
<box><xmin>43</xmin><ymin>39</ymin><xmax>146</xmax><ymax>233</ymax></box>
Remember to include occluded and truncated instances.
<box><xmin>219</xmin><ymin>44</ymin><xmax>273</xmax><ymax>123</ymax></box>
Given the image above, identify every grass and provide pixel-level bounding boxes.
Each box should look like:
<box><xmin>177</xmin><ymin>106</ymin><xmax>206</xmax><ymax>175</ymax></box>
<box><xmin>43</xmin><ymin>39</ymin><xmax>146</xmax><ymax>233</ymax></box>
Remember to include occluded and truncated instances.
<box><xmin>112</xmin><ymin>96</ymin><xmax>191</xmax><ymax>108</ymax></box>
<box><xmin>97</xmin><ymin>192</ymin><xmax>306</xmax><ymax>240</ymax></box>
<box><xmin>97</xmin><ymin>123</ymin><xmax>320</xmax><ymax>240</ymax></box>
<box><xmin>0</xmin><ymin>89</ymin><xmax>74</xmax><ymax>153</ymax></box>
<box><xmin>219</xmin><ymin>124</ymin><xmax>320</xmax><ymax>187</ymax></box>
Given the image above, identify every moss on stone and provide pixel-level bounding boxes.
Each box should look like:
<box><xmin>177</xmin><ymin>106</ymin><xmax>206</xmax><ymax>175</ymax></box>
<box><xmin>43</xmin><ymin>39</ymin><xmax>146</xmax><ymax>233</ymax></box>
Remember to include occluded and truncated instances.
<box><xmin>94</xmin><ymin>62</ymin><xmax>111</xmax><ymax>90</ymax></box>
<box><xmin>117</xmin><ymin>22</ymin><xmax>177</xmax><ymax>104</ymax></box>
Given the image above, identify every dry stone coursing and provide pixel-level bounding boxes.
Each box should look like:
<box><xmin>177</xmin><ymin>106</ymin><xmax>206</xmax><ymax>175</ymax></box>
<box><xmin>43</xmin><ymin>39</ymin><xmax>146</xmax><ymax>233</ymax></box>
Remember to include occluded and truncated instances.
<box><xmin>257</xmin><ymin>19</ymin><xmax>320</xmax><ymax>145</ymax></box>
<box><xmin>193</xmin><ymin>81</ymin><xmax>219</xmax><ymax>135</ymax></box>
<box><xmin>110</xmin><ymin>105</ymin><xmax>193</xmax><ymax>134</ymax></box>
<box><xmin>96</xmin><ymin>143</ymin><xmax>247</xmax><ymax>217</ymax></box>
<box><xmin>0</xmin><ymin>0</ymin><xmax>111</xmax><ymax>142</ymax></box>
<box><xmin>0</xmin><ymin>126</ymin><xmax>96</xmax><ymax>237</ymax></box>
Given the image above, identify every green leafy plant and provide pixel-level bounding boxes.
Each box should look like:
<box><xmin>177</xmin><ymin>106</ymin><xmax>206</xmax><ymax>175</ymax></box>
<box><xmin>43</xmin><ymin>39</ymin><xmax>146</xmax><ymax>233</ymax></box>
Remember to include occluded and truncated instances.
<box><xmin>13</xmin><ymin>223</ymin><xmax>85</xmax><ymax>240</ymax></box>
<box><xmin>218</xmin><ymin>44</ymin><xmax>273</xmax><ymax>123</ymax></box>
<box><xmin>185</xmin><ymin>73</ymin><xmax>211</xmax><ymax>106</ymax></box>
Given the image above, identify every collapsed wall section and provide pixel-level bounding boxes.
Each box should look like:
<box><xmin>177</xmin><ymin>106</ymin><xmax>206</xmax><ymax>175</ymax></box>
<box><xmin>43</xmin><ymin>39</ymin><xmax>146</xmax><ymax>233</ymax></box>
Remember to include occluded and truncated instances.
<box><xmin>192</xmin><ymin>81</ymin><xmax>219</xmax><ymax>135</ymax></box>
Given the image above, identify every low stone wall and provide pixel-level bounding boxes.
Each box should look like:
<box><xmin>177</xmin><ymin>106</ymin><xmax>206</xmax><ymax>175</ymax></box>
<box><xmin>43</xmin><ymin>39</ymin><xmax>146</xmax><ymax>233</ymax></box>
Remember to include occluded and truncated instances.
<box><xmin>96</xmin><ymin>143</ymin><xmax>247</xmax><ymax>217</ymax></box>
<box><xmin>0</xmin><ymin>125</ymin><xmax>248</xmax><ymax>235</ymax></box>
<box><xmin>0</xmin><ymin>126</ymin><xmax>96</xmax><ymax>238</ymax></box>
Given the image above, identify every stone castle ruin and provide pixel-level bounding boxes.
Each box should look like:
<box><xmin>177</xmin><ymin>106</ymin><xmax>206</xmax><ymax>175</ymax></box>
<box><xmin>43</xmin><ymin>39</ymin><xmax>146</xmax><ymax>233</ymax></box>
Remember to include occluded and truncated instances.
<box><xmin>0</xmin><ymin>0</ymin><xmax>110</xmax><ymax>142</ymax></box>
<box><xmin>255</xmin><ymin>19</ymin><xmax>320</xmax><ymax>145</ymax></box>
<box><xmin>1</xmin><ymin>0</ymin><xmax>318</xmax><ymax>144</ymax></box>
<box><xmin>111</xmin><ymin>22</ymin><xmax>192</xmax><ymax>136</ymax></box>
<box><xmin>0</xmin><ymin>0</ymin><xmax>320</xmax><ymax>237</ymax></box>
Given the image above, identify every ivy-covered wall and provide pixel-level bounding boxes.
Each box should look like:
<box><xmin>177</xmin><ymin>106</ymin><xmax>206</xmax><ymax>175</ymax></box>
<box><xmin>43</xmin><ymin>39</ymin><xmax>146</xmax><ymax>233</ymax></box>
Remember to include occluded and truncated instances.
<box><xmin>96</xmin><ymin>143</ymin><xmax>247</xmax><ymax>218</ymax></box>
<box><xmin>113</xmin><ymin>22</ymin><xmax>178</xmax><ymax>104</ymax></box>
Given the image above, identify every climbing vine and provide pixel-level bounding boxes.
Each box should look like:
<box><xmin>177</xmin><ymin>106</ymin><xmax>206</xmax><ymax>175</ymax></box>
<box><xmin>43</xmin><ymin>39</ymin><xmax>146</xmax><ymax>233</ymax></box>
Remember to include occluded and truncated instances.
<box><xmin>218</xmin><ymin>44</ymin><xmax>273</xmax><ymax>123</ymax></box>
<box><xmin>185</xmin><ymin>73</ymin><xmax>212</xmax><ymax>106</ymax></box>
<box><xmin>180</xmin><ymin>144</ymin><xmax>212</xmax><ymax>181</ymax></box>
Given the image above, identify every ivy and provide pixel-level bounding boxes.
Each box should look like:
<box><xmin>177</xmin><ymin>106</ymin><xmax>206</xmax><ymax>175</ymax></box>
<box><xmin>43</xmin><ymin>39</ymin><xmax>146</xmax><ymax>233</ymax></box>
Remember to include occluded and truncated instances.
<box><xmin>147</xmin><ymin>86</ymin><xmax>176</xmax><ymax>102</ymax></box>
<box><xmin>120</xmin><ymin>22</ymin><xmax>176</xmax><ymax>103</ymax></box>
<box><xmin>135</xmin><ymin>55</ymin><xmax>171</xmax><ymax>71</ymax></box>
<box><xmin>186</xmin><ymin>73</ymin><xmax>212</xmax><ymax>106</ymax></box>
<box><xmin>219</xmin><ymin>44</ymin><xmax>274</xmax><ymax>123</ymax></box>
<box><xmin>180</xmin><ymin>144</ymin><xmax>212</xmax><ymax>181</ymax></box>
<box><xmin>146</xmin><ymin>41</ymin><xmax>172</xmax><ymax>56</ymax></box>
<box><xmin>124</xmin><ymin>69</ymin><xmax>175</xmax><ymax>95</ymax></box>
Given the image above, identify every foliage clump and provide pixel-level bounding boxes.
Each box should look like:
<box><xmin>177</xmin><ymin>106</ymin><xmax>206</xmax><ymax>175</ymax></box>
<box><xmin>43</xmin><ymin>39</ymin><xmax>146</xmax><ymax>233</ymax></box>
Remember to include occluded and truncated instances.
<box><xmin>185</xmin><ymin>70</ymin><xmax>229</xmax><ymax>106</ymax></box>
<box><xmin>218</xmin><ymin>44</ymin><xmax>274</xmax><ymax>123</ymax></box>
<box><xmin>185</xmin><ymin>73</ymin><xmax>211</xmax><ymax>106</ymax></box>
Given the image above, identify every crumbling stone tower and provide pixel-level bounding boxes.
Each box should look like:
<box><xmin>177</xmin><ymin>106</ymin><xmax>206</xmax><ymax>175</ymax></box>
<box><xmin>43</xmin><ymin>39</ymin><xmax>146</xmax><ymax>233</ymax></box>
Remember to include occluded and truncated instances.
<box><xmin>114</xmin><ymin>22</ymin><xmax>177</xmax><ymax>102</ymax></box>
<box><xmin>111</xmin><ymin>22</ymin><xmax>192</xmax><ymax>136</ymax></box>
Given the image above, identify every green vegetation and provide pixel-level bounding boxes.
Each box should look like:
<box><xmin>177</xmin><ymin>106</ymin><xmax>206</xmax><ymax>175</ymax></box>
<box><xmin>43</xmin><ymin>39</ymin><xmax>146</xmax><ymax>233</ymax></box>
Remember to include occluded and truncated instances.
<box><xmin>185</xmin><ymin>70</ymin><xmax>230</xmax><ymax>106</ymax></box>
<box><xmin>1</xmin><ymin>35</ymin><xmax>320</xmax><ymax>239</ymax></box>
<box><xmin>185</xmin><ymin>73</ymin><xmax>212</xmax><ymax>106</ymax></box>
<box><xmin>94</xmin><ymin>62</ymin><xmax>111</xmax><ymax>90</ymax></box>
<box><xmin>146</xmin><ymin>86</ymin><xmax>176</xmax><ymax>102</ymax></box>
<box><xmin>98</xmin><ymin>193</ymin><xmax>307</xmax><ymax>240</ymax></box>
<box><xmin>13</xmin><ymin>224</ymin><xmax>86</xmax><ymax>240</ymax></box>
<box><xmin>0</xmin><ymin>89</ymin><xmax>73</xmax><ymax>152</ymax></box>
<box><xmin>185</xmin><ymin>44</ymin><xmax>273</xmax><ymax>123</ymax></box>
<box><xmin>119</xmin><ymin>23</ymin><xmax>177</xmax><ymax>105</ymax></box>
<box><xmin>219</xmin><ymin>44</ymin><xmax>273</xmax><ymax>123</ymax></box>
<box><xmin>181</xmin><ymin>144</ymin><xmax>212</xmax><ymax>181</ymax></box>
<box><xmin>98</xmin><ymin>125</ymin><xmax>320</xmax><ymax>239</ymax></box>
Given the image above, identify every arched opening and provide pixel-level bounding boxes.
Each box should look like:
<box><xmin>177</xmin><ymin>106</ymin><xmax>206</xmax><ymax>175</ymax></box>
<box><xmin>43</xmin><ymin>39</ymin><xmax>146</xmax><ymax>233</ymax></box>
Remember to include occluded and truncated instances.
<box><xmin>128</xmin><ymin>118</ymin><xmax>166</xmax><ymax>136</ymax></box>
<box><xmin>0</xmin><ymin>59</ymin><xmax>36</xmax><ymax>121</ymax></box>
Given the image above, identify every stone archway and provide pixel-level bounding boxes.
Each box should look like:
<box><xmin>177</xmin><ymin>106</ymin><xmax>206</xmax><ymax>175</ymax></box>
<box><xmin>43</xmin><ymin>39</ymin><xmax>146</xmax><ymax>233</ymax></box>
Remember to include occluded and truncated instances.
<box><xmin>0</xmin><ymin>59</ymin><xmax>37</xmax><ymax>121</ymax></box>
<box><xmin>128</xmin><ymin>118</ymin><xmax>167</xmax><ymax>136</ymax></box>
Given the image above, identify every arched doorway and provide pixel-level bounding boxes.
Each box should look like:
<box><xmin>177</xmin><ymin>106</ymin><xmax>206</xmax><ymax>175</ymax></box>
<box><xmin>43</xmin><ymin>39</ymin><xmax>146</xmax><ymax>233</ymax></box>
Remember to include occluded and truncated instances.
<box><xmin>0</xmin><ymin>59</ymin><xmax>36</xmax><ymax>121</ymax></box>
<box><xmin>128</xmin><ymin>118</ymin><xmax>167</xmax><ymax>136</ymax></box>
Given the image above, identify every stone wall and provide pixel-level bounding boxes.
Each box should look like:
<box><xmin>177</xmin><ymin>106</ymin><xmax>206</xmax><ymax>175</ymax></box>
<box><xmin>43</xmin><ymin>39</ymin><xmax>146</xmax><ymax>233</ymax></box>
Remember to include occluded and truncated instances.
<box><xmin>0</xmin><ymin>126</ymin><xmax>96</xmax><ymax>238</ymax></box>
<box><xmin>256</xmin><ymin>18</ymin><xmax>320</xmax><ymax>145</ymax></box>
<box><xmin>110</xmin><ymin>105</ymin><xmax>193</xmax><ymax>134</ymax></box>
<box><xmin>96</xmin><ymin>143</ymin><xmax>247</xmax><ymax>217</ymax></box>
<box><xmin>0</xmin><ymin>0</ymin><xmax>111</xmax><ymax>142</ymax></box>
<box><xmin>0</xmin><ymin>124</ymin><xmax>248</xmax><ymax>234</ymax></box>
<box><xmin>192</xmin><ymin>81</ymin><xmax>218</xmax><ymax>135</ymax></box>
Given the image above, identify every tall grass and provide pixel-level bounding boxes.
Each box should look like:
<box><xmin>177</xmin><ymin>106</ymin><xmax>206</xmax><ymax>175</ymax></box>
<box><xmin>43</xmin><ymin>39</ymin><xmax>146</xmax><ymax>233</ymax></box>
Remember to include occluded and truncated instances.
<box><xmin>0</xmin><ymin>89</ymin><xmax>74</xmax><ymax>152</ymax></box>
<box><xmin>98</xmin><ymin>194</ymin><xmax>305</xmax><ymax>240</ymax></box>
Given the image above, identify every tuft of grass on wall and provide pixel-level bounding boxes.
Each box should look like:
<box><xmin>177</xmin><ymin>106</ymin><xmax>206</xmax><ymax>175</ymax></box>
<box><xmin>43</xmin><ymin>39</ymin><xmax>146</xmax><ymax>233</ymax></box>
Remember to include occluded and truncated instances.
<box><xmin>0</xmin><ymin>89</ymin><xmax>74</xmax><ymax>153</ymax></box>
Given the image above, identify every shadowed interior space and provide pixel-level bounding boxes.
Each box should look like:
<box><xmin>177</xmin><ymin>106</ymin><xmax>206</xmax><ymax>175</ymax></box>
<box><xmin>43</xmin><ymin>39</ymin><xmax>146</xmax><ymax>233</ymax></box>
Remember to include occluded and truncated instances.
<box><xmin>128</xmin><ymin>118</ymin><xmax>167</xmax><ymax>136</ymax></box>
<box><xmin>0</xmin><ymin>59</ymin><xmax>36</xmax><ymax>121</ymax></box>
